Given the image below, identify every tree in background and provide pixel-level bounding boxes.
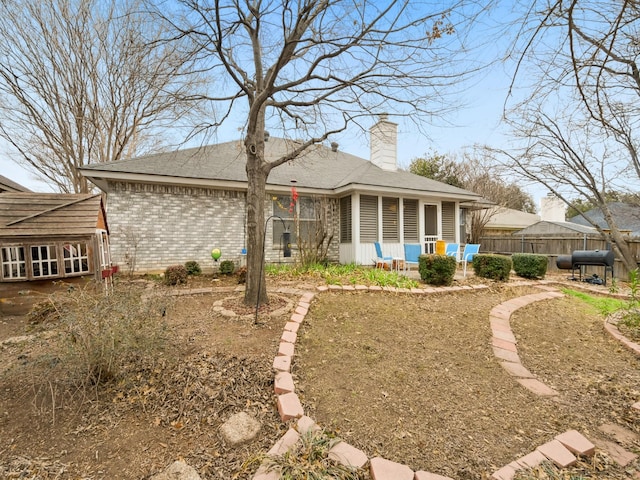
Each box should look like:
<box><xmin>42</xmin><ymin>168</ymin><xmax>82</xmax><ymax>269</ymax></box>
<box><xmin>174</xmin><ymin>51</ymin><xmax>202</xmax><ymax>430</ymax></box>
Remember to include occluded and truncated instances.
<box><xmin>500</xmin><ymin>0</ymin><xmax>640</xmax><ymax>271</ymax></box>
<box><xmin>0</xmin><ymin>0</ymin><xmax>203</xmax><ymax>193</ymax></box>
<box><xmin>408</xmin><ymin>152</ymin><xmax>464</xmax><ymax>188</ymax></box>
<box><xmin>408</xmin><ymin>149</ymin><xmax>536</xmax><ymax>242</ymax></box>
<box><xmin>158</xmin><ymin>0</ymin><xmax>492</xmax><ymax>307</ymax></box>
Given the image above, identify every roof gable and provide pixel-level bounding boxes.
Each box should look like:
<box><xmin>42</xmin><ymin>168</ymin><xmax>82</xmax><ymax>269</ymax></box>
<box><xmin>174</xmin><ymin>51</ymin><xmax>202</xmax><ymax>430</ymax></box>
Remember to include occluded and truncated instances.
<box><xmin>80</xmin><ymin>138</ymin><xmax>482</xmax><ymax>201</ymax></box>
<box><xmin>514</xmin><ymin>220</ymin><xmax>598</xmax><ymax>236</ymax></box>
<box><xmin>0</xmin><ymin>193</ymin><xmax>106</xmax><ymax>238</ymax></box>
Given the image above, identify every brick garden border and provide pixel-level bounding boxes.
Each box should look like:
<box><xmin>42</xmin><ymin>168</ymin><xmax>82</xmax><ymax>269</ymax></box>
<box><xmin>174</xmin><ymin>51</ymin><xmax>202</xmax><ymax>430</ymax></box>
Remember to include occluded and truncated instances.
<box><xmin>172</xmin><ymin>280</ymin><xmax>640</xmax><ymax>479</ymax></box>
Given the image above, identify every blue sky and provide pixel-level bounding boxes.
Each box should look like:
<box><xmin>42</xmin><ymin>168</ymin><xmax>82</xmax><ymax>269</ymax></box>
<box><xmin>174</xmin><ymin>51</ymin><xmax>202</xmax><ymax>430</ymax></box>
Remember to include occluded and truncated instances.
<box><xmin>0</xmin><ymin>63</ymin><xmax>528</xmax><ymax>200</ymax></box>
<box><xmin>1</xmin><ymin>2</ymin><xmax>545</xmax><ymax>204</ymax></box>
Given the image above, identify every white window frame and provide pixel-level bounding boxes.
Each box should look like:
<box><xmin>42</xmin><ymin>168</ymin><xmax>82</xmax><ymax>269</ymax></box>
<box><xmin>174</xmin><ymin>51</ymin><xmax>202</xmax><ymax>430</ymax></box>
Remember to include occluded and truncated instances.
<box><xmin>1</xmin><ymin>246</ymin><xmax>27</xmax><ymax>279</ymax></box>
<box><xmin>64</xmin><ymin>242</ymin><xmax>90</xmax><ymax>274</ymax></box>
<box><xmin>31</xmin><ymin>245</ymin><xmax>59</xmax><ymax>278</ymax></box>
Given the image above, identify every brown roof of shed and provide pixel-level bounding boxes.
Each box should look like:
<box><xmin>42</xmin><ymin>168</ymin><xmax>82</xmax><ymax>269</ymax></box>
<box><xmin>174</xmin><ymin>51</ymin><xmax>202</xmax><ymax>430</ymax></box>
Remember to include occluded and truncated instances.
<box><xmin>0</xmin><ymin>193</ymin><xmax>107</xmax><ymax>238</ymax></box>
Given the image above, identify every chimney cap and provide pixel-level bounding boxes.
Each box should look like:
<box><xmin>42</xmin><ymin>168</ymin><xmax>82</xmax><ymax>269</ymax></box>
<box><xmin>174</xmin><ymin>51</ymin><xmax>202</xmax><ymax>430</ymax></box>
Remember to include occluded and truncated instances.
<box><xmin>330</xmin><ymin>141</ymin><xmax>339</xmax><ymax>152</ymax></box>
<box><xmin>264</xmin><ymin>131</ymin><xmax>270</xmax><ymax>141</ymax></box>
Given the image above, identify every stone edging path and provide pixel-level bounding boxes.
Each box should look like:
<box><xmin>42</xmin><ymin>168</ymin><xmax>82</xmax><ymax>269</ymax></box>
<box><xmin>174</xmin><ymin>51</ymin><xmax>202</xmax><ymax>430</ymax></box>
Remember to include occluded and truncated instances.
<box><xmin>253</xmin><ymin>281</ymin><xmax>640</xmax><ymax>480</ymax></box>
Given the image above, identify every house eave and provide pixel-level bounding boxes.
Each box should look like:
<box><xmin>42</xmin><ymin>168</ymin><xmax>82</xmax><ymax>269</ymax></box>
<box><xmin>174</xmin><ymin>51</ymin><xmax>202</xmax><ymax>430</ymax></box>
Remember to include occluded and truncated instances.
<box><xmin>81</xmin><ymin>169</ymin><xmax>483</xmax><ymax>203</ymax></box>
<box><xmin>81</xmin><ymin>170</ymin><xmax>249</xmax><ymax>193</ymax></box>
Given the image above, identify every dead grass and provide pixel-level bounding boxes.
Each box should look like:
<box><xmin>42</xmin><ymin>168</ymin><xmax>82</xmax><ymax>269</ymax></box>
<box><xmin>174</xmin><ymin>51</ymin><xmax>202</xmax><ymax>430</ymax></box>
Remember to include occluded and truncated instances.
<box><xmin>0</xmin><ymin>274</ymin><xmax>639</xmax><ymax>479</ymax></box>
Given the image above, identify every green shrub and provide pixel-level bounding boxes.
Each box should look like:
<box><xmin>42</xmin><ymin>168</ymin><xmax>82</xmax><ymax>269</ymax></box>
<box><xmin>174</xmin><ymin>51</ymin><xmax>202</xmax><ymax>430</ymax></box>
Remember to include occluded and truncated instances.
<box><xmin>418</xmin><ymin>254</ymin><xmax>457</xmax><ymax>286</ymax></box>
<box><xmin>512</xmin><ymin>253</ymin><xmax>548</xmax><ymax>279</ymax></box>
<box><xmin>472</xmin><ymin>254</ymin><xmax>512</xmax><ymax>281</ymax></box>
<box><xmin>164</xmin><ymin>265</ymin><xmax>188</xmax><ymax>285</ymax></box>
<box><xmin>184</xmin><ymin>260</ymin><xmax>201</xmax><ymax>276</ymax></box>
<box><xmin>219</xmin><ymin>259</ymin><xmax>235</xmax><ymax>275</ymax></box>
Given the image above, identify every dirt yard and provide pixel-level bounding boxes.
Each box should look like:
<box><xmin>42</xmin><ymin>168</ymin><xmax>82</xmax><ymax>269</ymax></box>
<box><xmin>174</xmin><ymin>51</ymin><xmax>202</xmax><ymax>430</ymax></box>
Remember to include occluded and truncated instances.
<box><xmin>0</xmin><ymin>273</ymin><xmax>639</xmax><ymax>479</ymax></box>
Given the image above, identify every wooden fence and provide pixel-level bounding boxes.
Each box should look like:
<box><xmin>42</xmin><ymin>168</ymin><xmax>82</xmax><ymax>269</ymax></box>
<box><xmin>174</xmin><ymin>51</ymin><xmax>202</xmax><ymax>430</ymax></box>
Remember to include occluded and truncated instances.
<box><xmin>479</xmin><ymin>234</ymin><xmax>640</xmax><ymax>280</ymax></box>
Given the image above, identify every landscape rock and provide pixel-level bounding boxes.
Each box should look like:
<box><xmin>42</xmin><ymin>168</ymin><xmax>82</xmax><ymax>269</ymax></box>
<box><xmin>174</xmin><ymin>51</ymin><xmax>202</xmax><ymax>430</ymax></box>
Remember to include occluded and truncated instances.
<box><xmin>150</xmin><ymin>460</ymin><xmax>201</xmax><ymax>480</ymax></box>
<box><xmin>220</xmin><ymin>411</ymin><xmax>261</xmax><ymax>445</ymax></box>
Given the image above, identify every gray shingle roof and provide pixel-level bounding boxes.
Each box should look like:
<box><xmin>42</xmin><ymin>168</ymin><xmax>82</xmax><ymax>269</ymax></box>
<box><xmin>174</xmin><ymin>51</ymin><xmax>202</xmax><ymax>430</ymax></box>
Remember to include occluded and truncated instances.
<box><xmin>81</xmin><ymin>138</ymin><xmax>482</xmax><ymax>200</ymax></box>
<box><xmin>569</xmin><ymin>203</ymin><xmax>640</xmax><ymax>236</ymax></box>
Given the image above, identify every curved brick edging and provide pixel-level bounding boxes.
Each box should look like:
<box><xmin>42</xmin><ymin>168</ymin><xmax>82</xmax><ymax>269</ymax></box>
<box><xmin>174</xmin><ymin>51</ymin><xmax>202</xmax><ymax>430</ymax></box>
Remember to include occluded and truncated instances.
<box><xmin>604</xmin><ymin>320</ymin><xmax>640</xmax><ymax>357</ymax></box>
<box><xmin>255</xmin><ymin>281</ymin><xmax>640</xmax><ymax>480</ymax></box>
<box><xmin>489</xmin><ymin>286</ymin><xmax>565</xmax><ymax>397</ymax></box>
<box><xmin>258</xmin><ymin>283</ymin><xmax>491</xmax><ymax>480</ymax></box>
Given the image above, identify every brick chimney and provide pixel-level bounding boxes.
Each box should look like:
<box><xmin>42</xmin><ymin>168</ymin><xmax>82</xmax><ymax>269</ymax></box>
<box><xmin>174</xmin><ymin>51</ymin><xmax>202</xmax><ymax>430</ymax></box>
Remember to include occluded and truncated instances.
<box><xmin>370</xmin><ymin>114</ymin><xmax>397</xmax><ymax>171</ymax></box>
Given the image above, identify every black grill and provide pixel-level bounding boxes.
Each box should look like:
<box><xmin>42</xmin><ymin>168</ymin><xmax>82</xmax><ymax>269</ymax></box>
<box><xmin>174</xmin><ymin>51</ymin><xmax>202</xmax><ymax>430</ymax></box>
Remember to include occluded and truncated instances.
<box><xmin>556</xmin><ymin>250</ymin><xmax>615</xmax><ymax>285</ymax></box>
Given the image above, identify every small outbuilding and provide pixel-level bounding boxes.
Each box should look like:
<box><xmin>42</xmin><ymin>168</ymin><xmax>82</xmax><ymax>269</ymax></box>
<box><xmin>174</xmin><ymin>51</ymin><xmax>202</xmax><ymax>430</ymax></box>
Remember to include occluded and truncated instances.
<box><xmin>0</xmin><ymin>193</ymin><xmax>111</xmax><ymax>282</ymax></box>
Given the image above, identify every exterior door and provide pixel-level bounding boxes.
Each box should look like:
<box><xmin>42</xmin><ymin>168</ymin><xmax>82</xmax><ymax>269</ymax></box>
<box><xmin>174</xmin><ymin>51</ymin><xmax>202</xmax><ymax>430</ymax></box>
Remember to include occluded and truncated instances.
<box><xmin>424</xmin><ymin>205</ymin><xmax>438</xmax><ymax>253</ymax></box>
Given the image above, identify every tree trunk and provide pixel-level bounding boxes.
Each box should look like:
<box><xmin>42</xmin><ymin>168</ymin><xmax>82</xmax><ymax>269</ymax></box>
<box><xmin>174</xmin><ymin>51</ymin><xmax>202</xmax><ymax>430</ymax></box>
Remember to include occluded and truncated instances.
<box><xmin>601</xmin><ymin>208</ymin><xmax>638</xmax><ymax>274</ymax></box>
<box><xmin>243</xmin><ymin>131</ymin><xmax>269</xmax><ymax>307</ymax></box>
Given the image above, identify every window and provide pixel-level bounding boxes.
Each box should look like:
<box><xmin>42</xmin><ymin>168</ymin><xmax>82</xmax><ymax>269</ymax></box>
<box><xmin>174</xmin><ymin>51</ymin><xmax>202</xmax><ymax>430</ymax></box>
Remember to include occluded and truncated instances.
<box><xmin>382</xmin><ymin>197</ymin><xmax>399</xmax><ymax>241</ymax></box>
<box><xmin>442</xmin><ymin>201</ymin><xmax>456</xmax><ymax>242</ymax></box>
<box><xmin>403</xmin><ymin>199</ymin><xmax>419</xmax><ymax>242</ymax></box>
<box><xmin>272</xmin><ymin>195</ymin><xmax>318</xmax><ymax>246</ymax></box>
<box><xmin>1</xmin><ymin>246</ymin><xmax>26</xmax><ymax>279</ymax></box>
<box><xmin>31</xmin><ymin>245</ymin><xmax>58</xmax><ymax>277</ymax></box>
<box><xmin>359</xmin><ymin>195</ymin><xmax>378</xmax><ymax>242</ymax></box>
<box><xmin>64</xmin><ymin>243</ymin><xmax>90</xmax><ymax>274</ymax></box>
<box><xmin>340</xmin><ymin>196</ymin><xmax>352</xmax><ymax>243</ymax></box>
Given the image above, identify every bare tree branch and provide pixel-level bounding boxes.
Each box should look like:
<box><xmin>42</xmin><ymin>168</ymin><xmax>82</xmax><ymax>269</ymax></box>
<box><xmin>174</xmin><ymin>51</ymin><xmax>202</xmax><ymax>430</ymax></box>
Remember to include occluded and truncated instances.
<box><xmin>0</xmin><ymin>0</ymin><xmax>205</xmax><ymax>192</ymax></box>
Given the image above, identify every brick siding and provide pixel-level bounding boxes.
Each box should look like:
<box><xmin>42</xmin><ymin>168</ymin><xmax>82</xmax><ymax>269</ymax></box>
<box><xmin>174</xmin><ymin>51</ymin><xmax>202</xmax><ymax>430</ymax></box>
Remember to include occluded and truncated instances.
<box><xmin>106</xmin><ymin>182</ymin><xmax>340</xmax><ymax>273</ymax></box>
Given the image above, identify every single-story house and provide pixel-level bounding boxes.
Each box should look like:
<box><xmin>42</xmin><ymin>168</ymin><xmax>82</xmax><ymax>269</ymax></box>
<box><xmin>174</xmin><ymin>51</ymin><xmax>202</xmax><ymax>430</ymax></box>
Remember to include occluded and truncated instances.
<box><xmin>569</xmin><ymin>202</ymin><xmax>640</xmax><ymax>237</ymax></box>
<box><xmin>80</xmin><ymin>116</ymin><xmax>484</xmax><ymax>273</ymax></box>
<box><xmin>0</xmin><ymin>193</ymin><xmax>111</xmax><ymax>282</ymax></box>
<box><xmin>483</xmin><ymin>207</ymin><xmax>541</xmax><ymax>236</ymax></box>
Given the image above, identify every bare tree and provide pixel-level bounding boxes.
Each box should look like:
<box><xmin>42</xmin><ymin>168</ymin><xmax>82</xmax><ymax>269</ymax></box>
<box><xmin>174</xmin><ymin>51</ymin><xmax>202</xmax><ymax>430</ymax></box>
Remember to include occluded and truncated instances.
<box><xmin>501</xmin><ymin>0</ymin><xmax>640</xmax><ymax>271</ymax></box>
<box><xmin>158</xmin><ymin>0</ymin><xmax>491</xmax><ymax>306</ymax></box>
<box><xmin>409</xmin><ymin>149</ymin><xmax>536</xmax><ymax>243</ymax></box>
<box><xmin>0</xmin><ymin>0</ymin><xmax>203</xmax><ymax>193</ymax></box>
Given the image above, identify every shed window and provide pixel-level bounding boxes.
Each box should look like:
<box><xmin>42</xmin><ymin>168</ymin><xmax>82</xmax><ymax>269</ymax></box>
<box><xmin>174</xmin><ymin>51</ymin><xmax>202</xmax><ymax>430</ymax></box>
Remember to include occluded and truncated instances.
<box><xmin>64</xmin><ymin>243</ymin><xmax>90</xmax><ymax>274</ymax></box>
<box><xmin>31</xmin><ymin>245</ymin><xmax>58</xmax><ymax>277</ymax></box>
<box><xmin>1</xmin><ymin>246</ymin><xmax>26</xmax><ymax>279</ymax></box>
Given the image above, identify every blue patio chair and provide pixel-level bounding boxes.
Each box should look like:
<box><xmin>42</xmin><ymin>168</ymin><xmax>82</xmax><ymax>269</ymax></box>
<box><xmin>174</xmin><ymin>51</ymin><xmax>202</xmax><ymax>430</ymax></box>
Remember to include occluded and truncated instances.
<box><xmin>460</xmin><ymin>243</ymin><xmax>480</xmax><ymax>277</ymax></box>
<box><xmin>403</xmin><ymin>243</ymin><xmax>421</xmax><ymax>272</ymax></box>
<box><xmin>374</xmin><ymin>242</ymin><xmax>393</xmax><ymax>270</ymax></box>
<box><xmin>445</xmin><ymin>243</ymin><xmax>459</xmax><ymax>261</ymax></box>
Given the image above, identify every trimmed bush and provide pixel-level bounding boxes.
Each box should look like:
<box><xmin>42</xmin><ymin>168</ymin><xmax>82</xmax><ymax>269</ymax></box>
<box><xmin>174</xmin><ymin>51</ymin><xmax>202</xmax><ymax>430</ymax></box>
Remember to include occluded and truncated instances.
<box><xmin>219</xmin><ymin>259</ymin><xmax>235</xmax><ymax>275</ymax></box>
<box><xmin>472</xmin><ymin>254</ymin><xmax>512</xmax><ymax>281</ymax></box>
<box><xmin>418</xmin><ymin>254</ymin><xmax>457</xmax><ymax>286</ymax></box>
<box><xmin>184</xmin><ymin>260</ymin><xmax>201</xmax><ymax>276</ymax></box>
<box><xmin>512</xmin><ymin>253</ymin><xmax>548</xmax><ymax>279</ymax></box>
<box><xmin>164</xmin><ymin>264</ymin><xmax>188</xmax><ymax>285</ymax></box>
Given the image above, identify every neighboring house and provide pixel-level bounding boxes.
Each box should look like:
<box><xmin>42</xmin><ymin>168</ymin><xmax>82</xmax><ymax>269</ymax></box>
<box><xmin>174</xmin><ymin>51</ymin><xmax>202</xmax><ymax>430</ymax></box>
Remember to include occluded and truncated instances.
<box><xmin>0</xmin><ymin>193</ymin><xmax>111</xmax><ymax>282</ymax></box>
<box><xmin>482</xmin><ymin>207</ymin><xmax>541</xmax><ymax>236</ymax></box>
<box><xmin>0</xmin><ymin>175</ymin><xmax>31</xmax><ymax>193</ymax></box>
<box><xmin>569</xmin><ymin>202</ymin><xmax>640</xmax><ymax>237</ymax></box>
<box><xmin>80</xmin><ymin>116</ymin><xmax>484</xmax><ymax>273</ymax></box>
